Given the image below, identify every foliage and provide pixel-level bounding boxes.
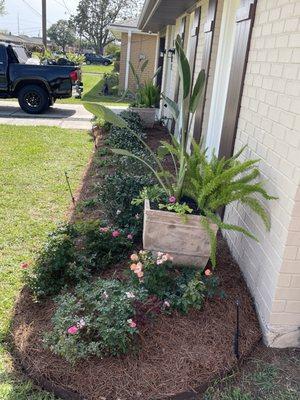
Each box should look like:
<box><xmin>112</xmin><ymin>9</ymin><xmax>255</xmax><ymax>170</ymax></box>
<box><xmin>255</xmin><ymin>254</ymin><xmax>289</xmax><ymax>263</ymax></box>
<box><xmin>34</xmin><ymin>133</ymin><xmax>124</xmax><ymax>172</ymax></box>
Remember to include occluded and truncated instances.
<box><xmin>27</xmin><ymin>222</ymin><xmax>133</xmax><ymax>298</ymax></box>
<box><xmin>47</xmin><ymin>20</ymin><xmax>76</xmax><ymax>52</ymax></box>
<box><xmin>98</xmin><ymin>171</ymin><xmax>154</xmax><ymax>233</ymax></box>
<box><xmin>128</xmin><ymin>251</ymin><xmax>216</xmax><ymax>313</ymax></box>
<box><xmin>44</xmin><ymin>279</ymin><xmax>148</xmax><ymax>363</ymax></box>
<box><xmin>132</xmin><ymin>81</ymin><xmax>160</xmax><ymax>108</ymax></box>
<box><xmin>127</xmin><ymin>59</ymin><xmax>161</xmax><ymax>107</ymax></box>
<box><xmin>105</xmin><ymin>42</ymin><xmax>120</xmax><ymax>56</ymax></box>
<box><xmin>70</xmin><ymin>0</ymin><xmax>143</xmax><ymax>54</ymax></box>
<box><xmin>0</xmin><ymin>0</ymin><xmax>5</xmax><ymax>15</ymax></box>
<box><xmin>131</xmin><ymin>184</ymin><xmax>166</xmax><ymax>206</ymax></box>
<box><xmin>182</xmin><ymin>141</ymin><xmax>277</xmax><ymax>266</ymax></box>
<box><xmin>65</xmin><ymin>52</ymin><xmax>85</xmax><ymax>65</ymax></box>
<box><xmin>103</xmin><ymin>71</ymin><xmax>119</xmax><ymax>95</ymax></box>
<box><xmin>158</xmin><ymin>201</ymin><xmax>192</xmax><ymax>218</ymax></box>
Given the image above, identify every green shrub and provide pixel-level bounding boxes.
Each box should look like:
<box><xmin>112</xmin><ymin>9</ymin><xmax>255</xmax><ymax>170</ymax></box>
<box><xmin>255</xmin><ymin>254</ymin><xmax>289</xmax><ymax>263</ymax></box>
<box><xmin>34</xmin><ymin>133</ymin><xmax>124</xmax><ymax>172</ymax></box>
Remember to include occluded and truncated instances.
<box><xmin>44</xmin><ymin>279</ymin><xmax>148</xmax><ymax>363</ymax></box>
<box><xmin>98</xmin><ymin>172</ymin><xmax>154</xmax><ymax>233</ymax></box>
<box><xmin>128</xmin><ymin>250</ymin><xmax>218</xmax><ymax>314</ymax></box>
<box><xmin>27</xmin><ymin>222</ymin><xmax>134</xmax><ymax>298</ymax></box>
<box><xmin>103</xmin><ymin>71</ymin><xmax>119</xmax><ymax>95</ymax></box>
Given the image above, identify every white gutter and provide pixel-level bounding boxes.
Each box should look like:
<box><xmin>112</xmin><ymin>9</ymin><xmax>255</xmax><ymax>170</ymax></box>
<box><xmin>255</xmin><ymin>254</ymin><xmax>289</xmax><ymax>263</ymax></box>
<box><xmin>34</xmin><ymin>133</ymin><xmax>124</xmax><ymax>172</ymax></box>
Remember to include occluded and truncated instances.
<box><xmin>125</xmin><ymin>30</ymin><xmax>132</xmax><ymax>91</ymax></box>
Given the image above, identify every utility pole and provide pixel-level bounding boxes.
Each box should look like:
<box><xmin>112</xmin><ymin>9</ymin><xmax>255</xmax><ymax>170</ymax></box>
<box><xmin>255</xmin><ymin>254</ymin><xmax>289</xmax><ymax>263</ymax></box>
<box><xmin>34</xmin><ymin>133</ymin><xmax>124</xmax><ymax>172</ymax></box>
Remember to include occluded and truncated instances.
<box><xmin>42</xmin><ymin>0</ymin><xmax>47</xmax><ymax>48</ymax></box>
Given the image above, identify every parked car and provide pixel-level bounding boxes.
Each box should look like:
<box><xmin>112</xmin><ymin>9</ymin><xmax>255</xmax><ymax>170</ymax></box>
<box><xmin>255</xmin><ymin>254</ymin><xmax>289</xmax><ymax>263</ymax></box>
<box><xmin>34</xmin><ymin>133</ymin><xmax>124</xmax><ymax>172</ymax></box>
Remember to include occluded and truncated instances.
<box><xmin>0</xmin><ymin>43</ymin><xmax>83</xmax><ymax>114</ymax></box>
<box><xmin>84</xmin><ymin>53</ymin><xmax>112</xmax><ymax>66</ymax></box>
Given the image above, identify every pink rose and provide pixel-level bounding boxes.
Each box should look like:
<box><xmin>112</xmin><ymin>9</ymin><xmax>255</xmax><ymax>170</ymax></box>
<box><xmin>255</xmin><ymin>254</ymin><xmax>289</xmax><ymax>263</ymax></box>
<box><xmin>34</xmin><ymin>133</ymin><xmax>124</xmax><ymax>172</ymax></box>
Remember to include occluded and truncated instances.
<box><xmin>112</xmin><ymin>230</ymin><xmax>120</xmax><ymax>238</ymax></box>
<box><xmin>127</xmin><ymin>319</ymin><xmax>137</xmax><ymax>328</ymax></box>
<box><xmin>100</xmin><ymin>227</ymin><xmax>109</xmax><ymax>233</ymax></box>
<box><xmin>130</xmin><ymin>253</ymin><xmax>139</xmax><ymax>262</ymax></box>
<box><xmin>127</xmin><ymin>234</ymin><xmax>133</xmax><ymax>240</ymax></box>
<box><xmin>168</xmin><ymin>196</ymin><xmax>176</xmax><ymax>203</ymax></box>
<box><xmin>67</xmin><ymin>326</ymin><xmax>78</xmax><ymax>335</ymax></box>
<box><xmin>20</xmin><ymin>262</ymin><xmax>29</xmax><ymax>270</ymax></box>
<box><xmin>205</xmin><ymin>269</ymin><xmax>212</xmax><ymax>276</ymax></box>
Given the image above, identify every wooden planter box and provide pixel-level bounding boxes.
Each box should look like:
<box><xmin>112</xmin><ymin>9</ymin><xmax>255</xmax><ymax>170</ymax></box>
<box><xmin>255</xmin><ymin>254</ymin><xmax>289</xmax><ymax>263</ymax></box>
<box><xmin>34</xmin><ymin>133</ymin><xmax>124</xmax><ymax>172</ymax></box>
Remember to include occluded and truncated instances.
<box><xmin>131</xmin><ymin>107</ymin><xmax>157</xmax><ymax>128</ymax></box>
<box><xmin>143</xmin><ymin>199</ymin><xmax>218</xmax><ymax>267</ymax></box>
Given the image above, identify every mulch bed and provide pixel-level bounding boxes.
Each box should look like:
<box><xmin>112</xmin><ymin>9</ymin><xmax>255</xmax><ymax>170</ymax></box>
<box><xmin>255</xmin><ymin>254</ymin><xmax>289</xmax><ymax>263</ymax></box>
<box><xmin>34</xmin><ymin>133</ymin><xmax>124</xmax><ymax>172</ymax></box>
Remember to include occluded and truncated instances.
<box><xmin>11</xmin><ymin>124</ymin><xmax>262</xmax><ymax>400</ymax></box>
<box><xmin>12</xmin><ymin>236</ymin><xmax>261</xmax><ymax>400</ymax></box>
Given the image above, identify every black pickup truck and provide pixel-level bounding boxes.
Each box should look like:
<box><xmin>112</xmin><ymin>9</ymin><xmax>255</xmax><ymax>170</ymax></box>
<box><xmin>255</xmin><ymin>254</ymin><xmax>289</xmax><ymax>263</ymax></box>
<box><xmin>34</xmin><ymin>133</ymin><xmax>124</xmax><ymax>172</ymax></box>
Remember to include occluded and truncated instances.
<box><xmin>0</xmin><ymin>43</ymin><xmax>83</xmax><ymax>114</ymax></box>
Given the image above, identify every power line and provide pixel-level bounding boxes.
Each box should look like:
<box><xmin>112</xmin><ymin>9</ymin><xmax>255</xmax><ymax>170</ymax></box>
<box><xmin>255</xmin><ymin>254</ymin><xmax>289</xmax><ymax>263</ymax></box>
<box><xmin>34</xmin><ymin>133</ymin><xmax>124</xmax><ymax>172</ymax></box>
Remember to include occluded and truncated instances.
<box><xmin>20</xmin><ymin>0</ymin><xmax>52</xmax><ymax>24</ymax></box>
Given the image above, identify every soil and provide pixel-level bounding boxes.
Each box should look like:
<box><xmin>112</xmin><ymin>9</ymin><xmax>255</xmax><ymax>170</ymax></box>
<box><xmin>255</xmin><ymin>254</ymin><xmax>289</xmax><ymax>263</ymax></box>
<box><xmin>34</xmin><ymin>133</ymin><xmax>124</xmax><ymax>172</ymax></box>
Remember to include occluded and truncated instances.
<box><xmin>12</xmin><ymin>235</ymin><xmax>261</xmax><ymax>400</ymax></box>
<box><xmin>11</xmin><ymin>124</ymin><xmax>262</xmax><ymax>400</ymax></box>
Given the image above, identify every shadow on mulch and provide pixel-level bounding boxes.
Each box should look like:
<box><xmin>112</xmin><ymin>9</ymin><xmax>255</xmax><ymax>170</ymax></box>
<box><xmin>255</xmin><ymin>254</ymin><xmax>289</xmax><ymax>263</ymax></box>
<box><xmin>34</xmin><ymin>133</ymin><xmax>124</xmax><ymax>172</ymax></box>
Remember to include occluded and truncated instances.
<box><xmin>10</xmin><ymin>125</ymin><xmax>262</xmax><ymax>400</ymax></box>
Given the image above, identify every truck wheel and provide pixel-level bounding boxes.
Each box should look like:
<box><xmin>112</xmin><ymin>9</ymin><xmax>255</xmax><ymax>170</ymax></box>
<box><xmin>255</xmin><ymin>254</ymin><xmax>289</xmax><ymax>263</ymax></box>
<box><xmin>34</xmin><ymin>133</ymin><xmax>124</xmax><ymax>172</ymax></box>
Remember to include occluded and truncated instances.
<box><xmin>18</xmin><ymin>84</ymin><xmax>49</xmax><ymax>114</ymax></box>
<box><xmin>86</xmin><ymin>60</ymin><xmax>91</xmax><ymax>65</ymax></box>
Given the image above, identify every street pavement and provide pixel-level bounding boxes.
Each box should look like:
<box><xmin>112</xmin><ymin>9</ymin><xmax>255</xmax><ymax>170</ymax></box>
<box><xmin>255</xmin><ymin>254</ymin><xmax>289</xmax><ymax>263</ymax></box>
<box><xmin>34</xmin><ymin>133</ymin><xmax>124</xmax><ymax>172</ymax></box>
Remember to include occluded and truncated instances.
<box><xmin>0</xmin><ymin>100</ymin><xmax>127</xmax><ymax>130</ymax></box>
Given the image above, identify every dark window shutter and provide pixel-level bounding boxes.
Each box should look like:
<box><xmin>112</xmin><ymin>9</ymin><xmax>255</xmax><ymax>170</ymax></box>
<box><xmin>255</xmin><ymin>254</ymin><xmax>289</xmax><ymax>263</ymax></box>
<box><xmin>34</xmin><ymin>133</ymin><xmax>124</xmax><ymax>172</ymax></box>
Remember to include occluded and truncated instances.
<box><xmin>193</xmin><ymin>0</ymin><xmax>218</xmax><ymax>142</ymax></box>
<box><xmin>189</xmin><ymin>7</ymin><xmax>201</xmax><ymax>89</ymax></box>
<box><xmin>218</xmin><ymin>0</ymin><xmax>257</xmax><ymax>159</ymax></box>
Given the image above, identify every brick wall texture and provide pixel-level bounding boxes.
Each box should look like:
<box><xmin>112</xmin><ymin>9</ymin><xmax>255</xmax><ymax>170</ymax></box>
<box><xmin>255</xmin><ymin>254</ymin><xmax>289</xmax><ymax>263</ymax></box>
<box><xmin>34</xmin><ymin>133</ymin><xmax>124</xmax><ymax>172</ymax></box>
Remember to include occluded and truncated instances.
<box><xmin>119</xmin><ymin>32</ymin><xmax>157</xmax><ymax>92</ymax></box>
<box><xmin>158</xmin><ymin>0</ymin><xmax>300</xmax><ymax>347</ymax></box>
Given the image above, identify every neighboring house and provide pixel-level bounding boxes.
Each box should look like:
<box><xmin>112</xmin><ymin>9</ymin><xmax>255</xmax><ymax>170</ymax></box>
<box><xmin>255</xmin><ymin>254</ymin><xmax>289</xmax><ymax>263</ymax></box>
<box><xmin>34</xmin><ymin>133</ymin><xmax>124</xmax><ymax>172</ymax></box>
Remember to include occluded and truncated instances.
<box><xmin>138</xmin><ymin>0</ymin><xmax>300</xmax><ymax>348</ymax></box>
<box><xmin>0</xmin><ymin>33</ymin><xmax>53</xmax><ymax>50</ymax></box>
<box><xmin>109</xmin><ymin>19</ymin><xmax>158</xmax><ymax>92</ymax></box>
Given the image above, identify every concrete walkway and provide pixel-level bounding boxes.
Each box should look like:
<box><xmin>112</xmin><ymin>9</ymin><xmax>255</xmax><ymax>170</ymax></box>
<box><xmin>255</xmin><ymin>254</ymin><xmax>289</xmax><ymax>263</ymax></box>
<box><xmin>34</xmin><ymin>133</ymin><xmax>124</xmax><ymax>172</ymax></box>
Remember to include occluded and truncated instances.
<box><xmin>0</xmin><ymin>100</ymin><xmax>127</xmax><ymax>130</ymax></box>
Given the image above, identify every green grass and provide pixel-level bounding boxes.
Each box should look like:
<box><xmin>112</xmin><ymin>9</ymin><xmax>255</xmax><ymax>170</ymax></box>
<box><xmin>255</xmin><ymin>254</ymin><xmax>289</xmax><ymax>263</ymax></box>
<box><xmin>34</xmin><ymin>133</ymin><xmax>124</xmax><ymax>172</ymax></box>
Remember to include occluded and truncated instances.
<box><xmin>0</xmin><ymin>124</ymin><xmax>93</xmax><ymax>399</ymax></box>
<box><xmin>204</xmin><ymin>349</ymin><xmax>300</xmax><ymax>400</ymax></box>
<box><xmin>58</xmin><ymin>64</ymin><xmax>129</xmax><ymax>107</ymax></box>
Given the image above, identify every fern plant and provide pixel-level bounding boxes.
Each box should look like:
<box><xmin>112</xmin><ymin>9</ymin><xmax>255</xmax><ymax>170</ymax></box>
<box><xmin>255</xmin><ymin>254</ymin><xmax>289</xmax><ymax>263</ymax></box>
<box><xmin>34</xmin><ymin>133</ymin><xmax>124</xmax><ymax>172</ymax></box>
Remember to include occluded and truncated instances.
<box><xmin>182</xmin><ymin>141</ymin><xmax>277</xmax><ymax>266</ymax></box>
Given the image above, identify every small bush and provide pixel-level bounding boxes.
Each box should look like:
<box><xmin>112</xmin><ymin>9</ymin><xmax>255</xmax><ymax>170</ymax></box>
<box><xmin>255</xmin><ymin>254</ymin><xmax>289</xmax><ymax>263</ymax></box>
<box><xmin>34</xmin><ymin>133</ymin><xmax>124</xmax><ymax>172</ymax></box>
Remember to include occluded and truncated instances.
<box><xmin>103</xmin><ymin>72</ymin><xmax>119</xmax><ymax>95</ymax></box>
<box><xmin>98</xmin><ymin>171</ymin><xmax>155</xmax><ymax>232</ymax></box>
<box><xmin>128</xmin><ymin>251</ymin><xmax>218</xmax><ymax>314</ymax></box>
<box><xmin>27</xmin><ymin>222</ymin><xmax>134</xmax><ymax>298</ymax></box>
<box><xmin>44</xmin><ymin>279</ymin><xmax>148</xmax><ymax>363</ymax></box>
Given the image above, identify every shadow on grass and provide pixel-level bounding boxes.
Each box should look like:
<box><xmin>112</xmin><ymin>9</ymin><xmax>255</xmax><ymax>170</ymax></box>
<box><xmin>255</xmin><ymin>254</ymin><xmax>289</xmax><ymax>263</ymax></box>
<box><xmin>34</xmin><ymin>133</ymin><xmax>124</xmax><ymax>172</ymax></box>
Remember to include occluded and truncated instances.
<box><xmin>82</xmin><ymin>74</ymin><xmax>128</xmax><ymax>106</ymax></box>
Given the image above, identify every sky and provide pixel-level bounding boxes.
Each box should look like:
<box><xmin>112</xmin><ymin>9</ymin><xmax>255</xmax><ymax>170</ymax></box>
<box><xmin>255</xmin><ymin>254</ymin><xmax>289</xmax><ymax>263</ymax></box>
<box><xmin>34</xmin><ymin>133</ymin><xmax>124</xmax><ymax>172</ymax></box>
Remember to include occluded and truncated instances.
<box><xmin>0</xmin><ymin>0</ymin><xmax>80</xmax><ymax>37</ymax></box>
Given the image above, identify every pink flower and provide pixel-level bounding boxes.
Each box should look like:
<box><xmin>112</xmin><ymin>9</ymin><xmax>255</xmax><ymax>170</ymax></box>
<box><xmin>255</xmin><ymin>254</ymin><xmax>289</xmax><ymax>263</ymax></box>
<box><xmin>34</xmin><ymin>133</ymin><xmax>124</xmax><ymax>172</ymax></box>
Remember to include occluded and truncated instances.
<box><xmin>112</xmin><ymin>230</ymin><xmax>120</xmax><ymax>238</ymax></box>
<box><xmin>127</xmin><ymin>234</ymin><xmax>133</xmax><ymax>240</ymax></box>
<box><xmin>100</xmin><ymin>227</ymin><xmax>109</xmax><ymax>233</ymax></box>
<box><xmin>130</xmin><ymin>253</ymin><xmax>139</xmax><ymax>261</ymax></box>
<box><xmin>127</xmin><ymin>319</ymin><xmax>137</xmax><ymax>328</ymax></box>
<box><xmin>20</xmin><ymin>262</ymin><xmax>29</xmax><ymax>270</ymax></box>
<box><xmin>136</xmin><ymin>270</ymin><xmax>144</xmax><ymax>278</ymax></box>
<box><xmin>67</xmin><ymin>326</ymin><xmax>78</xmax><ymax>335</ymax></box>
<box><xmin>168</xmin><ymin>196</ymin><xmax>176</xmax><ymax>203</ymax></box>
<box><xmin>205</xmin><ymin>269</ymin><xmax>212</xmax><ymax>276</ymax></box>
<box><xmin>164</xmin><ymin>300</ymin><xmax>170</xmax><ymax>308</ymax></box>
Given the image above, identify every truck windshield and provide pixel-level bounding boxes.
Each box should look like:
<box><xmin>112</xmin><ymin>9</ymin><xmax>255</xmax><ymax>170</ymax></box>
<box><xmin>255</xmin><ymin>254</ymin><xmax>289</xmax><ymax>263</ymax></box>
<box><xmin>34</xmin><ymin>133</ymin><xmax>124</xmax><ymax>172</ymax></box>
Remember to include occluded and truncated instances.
<box><xmin>12</xmin><ymin>46</ymin><xmax>29</xmax><ymax>64</ymax></box>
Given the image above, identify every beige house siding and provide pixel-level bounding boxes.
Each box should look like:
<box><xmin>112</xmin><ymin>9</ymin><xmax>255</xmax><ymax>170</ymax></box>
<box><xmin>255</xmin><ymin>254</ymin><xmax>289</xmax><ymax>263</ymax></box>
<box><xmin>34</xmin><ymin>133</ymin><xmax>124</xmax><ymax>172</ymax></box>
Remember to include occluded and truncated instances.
<box><xmin>119</xmin><ymin>32</ymin><xmax>157</xmax><ymax>93</ymax></box>
<box><xmin>223</xmin><ymin>0</ymin><xmax>300</xmax><ymax>347</ymax></box>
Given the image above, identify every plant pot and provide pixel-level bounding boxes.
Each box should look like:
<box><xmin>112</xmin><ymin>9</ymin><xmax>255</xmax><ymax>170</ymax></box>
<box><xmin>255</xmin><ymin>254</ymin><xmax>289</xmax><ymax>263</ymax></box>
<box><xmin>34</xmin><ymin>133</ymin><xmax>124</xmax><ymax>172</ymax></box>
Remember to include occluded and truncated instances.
<box><xmin>143</xmin><ymin>199</ymin><xmax>218</xmax><ymax>267</ymax></box>
<box><xmin>131</xmin><ymin>107</ymin><xmax>157</xmax><ymax>128</ymax></box>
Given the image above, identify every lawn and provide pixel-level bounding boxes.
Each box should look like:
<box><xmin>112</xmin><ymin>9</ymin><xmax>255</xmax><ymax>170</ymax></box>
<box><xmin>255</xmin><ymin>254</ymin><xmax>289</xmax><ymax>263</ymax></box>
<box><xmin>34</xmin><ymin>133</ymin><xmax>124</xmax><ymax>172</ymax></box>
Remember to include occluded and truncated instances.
<box><xmin>0</xmin><ymin>124</ymin><xmax>93</xmax><ymax>399</ymax></box>
<box><xmin>58</xmin><ymin>63</ymin><xmax>130</xmax><ymax>107</ymax></box>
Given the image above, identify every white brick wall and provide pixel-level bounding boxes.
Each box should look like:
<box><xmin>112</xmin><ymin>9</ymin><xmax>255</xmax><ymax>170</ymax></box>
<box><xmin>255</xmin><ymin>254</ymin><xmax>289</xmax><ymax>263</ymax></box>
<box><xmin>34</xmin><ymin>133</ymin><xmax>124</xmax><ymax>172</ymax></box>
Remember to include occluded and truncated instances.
<box><xmin>224</xmin><ymin>0</ymin><xmax>300</xmax><ymax>347</ymax></box>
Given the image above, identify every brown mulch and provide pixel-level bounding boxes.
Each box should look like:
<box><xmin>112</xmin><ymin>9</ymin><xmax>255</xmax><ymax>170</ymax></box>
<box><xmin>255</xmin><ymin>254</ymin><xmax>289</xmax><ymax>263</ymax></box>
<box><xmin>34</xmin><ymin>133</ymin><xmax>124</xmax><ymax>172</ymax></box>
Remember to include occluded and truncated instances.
<box><xmin>11</xmin><ymin>123</ymin><xmax>261</xmax><ymax>399</ymax></box>
<box><xmin>12</xmin><ymin>235</ymin><xmax>261</xmax><ymax>400</ymax></box>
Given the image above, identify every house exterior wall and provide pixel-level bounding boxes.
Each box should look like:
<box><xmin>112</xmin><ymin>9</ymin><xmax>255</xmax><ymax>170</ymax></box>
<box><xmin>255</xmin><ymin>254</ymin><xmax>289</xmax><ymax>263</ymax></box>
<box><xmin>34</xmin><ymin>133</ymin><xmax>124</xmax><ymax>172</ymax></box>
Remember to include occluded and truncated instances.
<box><xmin>153</xmin><ymin>0</ymin><xmax>300</xmax><ymax>347</ymax></box>
<box><xmin>119</xmin><ymin>32</ymin><xmax>158</xmax><ymax>92</ymax></box>
<box><xmin>223</xmin><ymin>0</ymin><xmax>300</xmax><ymax>347</ymax></box>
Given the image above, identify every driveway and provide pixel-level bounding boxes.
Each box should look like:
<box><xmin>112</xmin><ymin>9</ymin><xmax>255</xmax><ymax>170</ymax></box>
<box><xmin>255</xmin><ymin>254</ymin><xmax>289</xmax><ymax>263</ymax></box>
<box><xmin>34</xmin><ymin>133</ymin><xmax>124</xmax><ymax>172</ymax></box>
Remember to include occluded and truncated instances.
<box><xmin>0</xmin><ymin>100</ymin><xmax>127</xmax><ymax>129</ymax></box>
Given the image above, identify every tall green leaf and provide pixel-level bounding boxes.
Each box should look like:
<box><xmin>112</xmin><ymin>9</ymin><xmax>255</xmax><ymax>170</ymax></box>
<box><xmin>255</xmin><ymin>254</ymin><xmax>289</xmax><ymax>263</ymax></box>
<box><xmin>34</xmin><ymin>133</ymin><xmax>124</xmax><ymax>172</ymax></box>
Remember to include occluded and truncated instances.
<box><xmin>175</xmin><ymin>34</ymin><xmax>191</xmax><ymax>99</ymax></box>
<box><xmin>85</xmin><ymin>103</ymin><xmax>127</xmax><ymax>128</ymax></box>
<box><xmin>161</xmin><ymin>94</ymin><xmax>179</xmax><ymax>119</ymax></box>
<box><xmin>141</xmin><ymin>59</ymin><xmax>149</xmax><ymax>72</ymax></box>
<box><xmin>189</xmin><ymin>69</ymin><xmax>205</xmax><ymax>113</ymax></box>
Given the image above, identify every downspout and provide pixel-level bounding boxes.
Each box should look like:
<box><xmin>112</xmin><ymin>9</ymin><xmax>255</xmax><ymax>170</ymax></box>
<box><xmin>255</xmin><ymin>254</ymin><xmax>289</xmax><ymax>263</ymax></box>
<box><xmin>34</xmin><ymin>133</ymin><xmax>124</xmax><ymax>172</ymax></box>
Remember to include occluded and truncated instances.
<box><xmin>125</xmin><ymin>30</ymin><xmax>132</xmax><ymax>91</ymax></box>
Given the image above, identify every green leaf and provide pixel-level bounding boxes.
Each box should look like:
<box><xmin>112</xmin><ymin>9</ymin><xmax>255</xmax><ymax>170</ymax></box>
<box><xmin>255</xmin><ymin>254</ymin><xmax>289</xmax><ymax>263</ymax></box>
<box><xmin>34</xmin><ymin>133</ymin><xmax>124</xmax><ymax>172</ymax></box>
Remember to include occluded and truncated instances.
<box><xmin>175</xmin><ymin>34</ymin><xmax>191</xmax><ymax>99</ymax></box>
<box><xmin>161</xmin><ymin>94</ymin><xmax>179</xmax><ymax>119</ymax></box>
<box><xmin>189</xmin><ymin>69</ymin><xmax>205</xmax><ymax>114</ymax></box>
<box><xmin>129</xmin><ymin>61</ymin><xmax>140</xmax><ymax>86</ymax></box>
<box><xmin>85</xmin><ymin>103</ymin><xmax>128</xmax><ymax>128</ymax></box>
<box><xmin>141</xmin><ymin>59</ymin><xmax>149</xmax><ymax>72</ymax></box>
<box><xmin>152</xmin><ymin>66</ymin><xmax>162</xmax><ymax>81</ymax></box>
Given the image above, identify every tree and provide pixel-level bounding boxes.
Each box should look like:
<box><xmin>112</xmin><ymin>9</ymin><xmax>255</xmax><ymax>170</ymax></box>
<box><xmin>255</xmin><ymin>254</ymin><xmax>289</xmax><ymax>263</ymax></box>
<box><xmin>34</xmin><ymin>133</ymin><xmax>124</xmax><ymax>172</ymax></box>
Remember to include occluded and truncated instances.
<box><xmin>70</xmin><ymin>0</ymin><xmax>142</xmax><ymax>54</ymax></box>
<box><xmin>105</xmin><ymin>42</ymin><xmax>120</xmax><ymax>56</ymax></box>
<box><xmin>47</xmin><ymin>20</ymin><xmax>76</xmax><ymax>52</ymax></box>
<box><xmin>0</xmin><ymin>0</ymin><xmax>5</xmax><ymax>15</ymax></box>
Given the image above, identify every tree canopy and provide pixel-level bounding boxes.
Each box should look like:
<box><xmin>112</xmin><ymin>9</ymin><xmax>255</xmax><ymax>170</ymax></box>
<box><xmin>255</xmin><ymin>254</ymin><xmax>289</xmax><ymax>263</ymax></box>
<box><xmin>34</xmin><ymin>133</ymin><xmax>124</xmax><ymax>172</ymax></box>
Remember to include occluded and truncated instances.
<box><xmin>0</xmin><ymin>0</ymin><xmax>5</xmax><ymax>15</ymax></box>
<box><xmin>48</xmin><ymin>20</ymin><xmax>76</xmax><ymax>52</ymax></box>
<box><xmin>70</xmin><ymin>0</ymin><xmax>142</xmax><ymax>54</ymax></box>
